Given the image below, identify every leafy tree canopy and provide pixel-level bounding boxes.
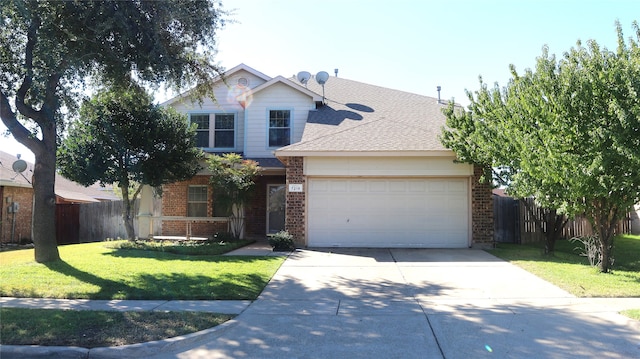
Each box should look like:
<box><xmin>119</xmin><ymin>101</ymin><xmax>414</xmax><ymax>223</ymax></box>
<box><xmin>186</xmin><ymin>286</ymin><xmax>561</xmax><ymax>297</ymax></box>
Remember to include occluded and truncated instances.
<box><xmin>0</xmin><ymin>0</ymin><xmax>227</xmax><ymax>262</ymax></box>
<box><xmin>58</xmin><ymin>83</ymin><xmax>204</xmax><ymax>239</ymax></box>
<box><xmin>441</xmin><ymin>21</ymin><xmax>640</xmax><ymax>272</ymax></box>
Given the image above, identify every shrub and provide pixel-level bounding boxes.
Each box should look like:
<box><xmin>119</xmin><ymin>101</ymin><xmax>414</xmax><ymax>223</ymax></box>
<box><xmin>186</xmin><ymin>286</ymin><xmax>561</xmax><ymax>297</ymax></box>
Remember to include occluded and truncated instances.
<box><xmin>212</xmin><ymin>232</ymin><xmax>235</xmax><ymax>242</ymax></box>
<box><xmin>268</xmin><ymin>231</ymin><xmax>295</xmax><ymax>251</ymax></box>
<box><xmin>570</xmin><ymin>235</ymin><xmax>614</xmax><ymax>269</ymax></box>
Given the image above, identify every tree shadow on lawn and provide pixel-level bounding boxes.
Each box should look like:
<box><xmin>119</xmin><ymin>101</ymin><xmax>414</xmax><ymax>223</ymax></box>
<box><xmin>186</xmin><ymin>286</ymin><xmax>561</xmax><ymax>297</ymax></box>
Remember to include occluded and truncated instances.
<box><xmin>104</xmin><ymin>247</ymin><xmax>274</xmax><ymax>263</ymax></box>
<box><xmin>43</xmin><ymin>260</ymin><xmax>135</xmax><ymax>299</ymax></box>
<box><xmin>44</xmin><ymin>260</ymin><xmax>269</xmax><ymax>300</ymax></box>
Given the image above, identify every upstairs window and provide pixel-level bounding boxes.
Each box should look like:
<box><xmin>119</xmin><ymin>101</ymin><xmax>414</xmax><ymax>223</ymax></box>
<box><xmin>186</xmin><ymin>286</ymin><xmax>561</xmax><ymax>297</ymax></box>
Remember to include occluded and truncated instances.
<box><xmin>214</xmin><ymin>114</ymin><xmax>235</xmax><ymax>148</ymax></box>
<box><xmin>269</xmin><ymin>110</ymin><xmax>290</xmax><ymax>147</ymax></box>
<box><xmin>190</xmin><ymin>114</ymin><xmax>210</xmax><ymax>148</ymax></box>
<box><xmin>187</xmin><ymin>186</ymin><xmax>208</xmax><ymax>217</ymax></box>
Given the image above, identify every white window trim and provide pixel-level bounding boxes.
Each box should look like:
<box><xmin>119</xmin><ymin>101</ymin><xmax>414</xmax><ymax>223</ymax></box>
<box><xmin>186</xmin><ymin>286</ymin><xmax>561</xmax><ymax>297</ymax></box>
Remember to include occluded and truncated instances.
<box><xmin>189</xmin><ymin>113</ymin><xmax>212</xmax><ymax>149</ymax></box>
<box><xmin>266</xmin><ymin>108</ymin><xmax>293</xmax><ymax>149</ymax></box>
<box><xmin>213</xmin><ymin>113</ymin><xmax>237</xmax><ymax>150</ymax></box>
<box><xmin>188</xmin><ymin>112</ymin><xmax>238</xmax><ymax>151</ymax></box>
<box><xmin>187</xmin><ymin>185</ymin><xmax>208</xmax><ymax>217</ymax></box>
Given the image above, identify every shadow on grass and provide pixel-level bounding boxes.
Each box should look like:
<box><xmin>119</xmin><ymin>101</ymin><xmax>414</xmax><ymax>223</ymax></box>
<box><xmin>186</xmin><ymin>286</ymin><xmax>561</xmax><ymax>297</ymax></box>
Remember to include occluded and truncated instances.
<box><xmin>103</xmin><ymin>246</ymin><xmax>274</xmax><ymax>263</ymax></box>
<box><xmin>44</xmin><ymin>260</ymin><xmax>135</xmax><ymax>299</ymax></box>
<box><xmin>44</xmin><ymin>260</ymin><xmax>271</xmax><ymax>300</ymax></box>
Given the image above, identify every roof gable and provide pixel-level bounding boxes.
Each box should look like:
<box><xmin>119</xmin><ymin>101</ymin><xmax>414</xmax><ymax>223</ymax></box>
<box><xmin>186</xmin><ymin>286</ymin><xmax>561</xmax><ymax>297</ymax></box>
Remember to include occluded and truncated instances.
<box><xmin>251</xmin><ymin>76</ymin><xmax>322</xmax><ymax>102</ymax></box>
<box><xmin>161</xmin><ymin>63</ymin><xmax>273</xmax><ymax>106</ymax></box>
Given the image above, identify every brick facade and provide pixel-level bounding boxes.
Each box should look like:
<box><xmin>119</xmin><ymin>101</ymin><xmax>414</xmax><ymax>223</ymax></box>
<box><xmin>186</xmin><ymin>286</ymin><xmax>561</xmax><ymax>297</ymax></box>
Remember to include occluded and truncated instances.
<box><xmin>0</xmin><ymin>186</ymin><xmax>33</xmax><ymax>244</ymax></box>
<box><xmin>283</xmin><ymin>157</ymin><xmax>305</xmax><ymax>246</ymax></box>
<box><xmin>471</xmin><ymin>165</ymin><xmax>494</xmax><ymax>247</ymax></box>
<box><xmin>161</xmin><ymin>176</ymin><xmax>227</xmax><ymax>237</ymax></box>
<box><xmin>160</xmin><ymin>173</ymin><xmax>286</xmax><ymax>238</ymax></box>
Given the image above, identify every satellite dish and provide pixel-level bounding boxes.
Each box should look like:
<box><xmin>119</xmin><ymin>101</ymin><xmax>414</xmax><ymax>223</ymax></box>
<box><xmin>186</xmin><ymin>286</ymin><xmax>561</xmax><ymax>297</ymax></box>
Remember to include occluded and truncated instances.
<box><xmin>315</xmin><ymin>71</ymin><xmax>330</xmax><ymax>85</ymax></box>
<box><xmin>297</xmin><ymin>71</ymin><xmax>311</xmax><ymax>85</ymax></box>
<box><xmin>12</xmin><ymin>159</ymin><xmax>27</xmax><ymax>173</ymax></box>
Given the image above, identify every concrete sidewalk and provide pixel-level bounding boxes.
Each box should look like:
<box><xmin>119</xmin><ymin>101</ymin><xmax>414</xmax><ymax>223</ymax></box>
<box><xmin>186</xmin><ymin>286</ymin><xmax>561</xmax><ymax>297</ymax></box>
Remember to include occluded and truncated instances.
<box><xmin>0</xmin><ymin>297</ymin><xmax>251</xmax><ymax>314</ymax></box>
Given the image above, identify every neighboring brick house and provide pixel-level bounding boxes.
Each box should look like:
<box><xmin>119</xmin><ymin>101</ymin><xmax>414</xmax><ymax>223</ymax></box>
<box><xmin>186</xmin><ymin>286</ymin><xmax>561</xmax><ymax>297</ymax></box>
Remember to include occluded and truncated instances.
<box><xmin>0</xmin><ymin>151</ymin><xmax>118</xmax><ymax>244</ymax></box>
<box><xmin>141</xmin><ymin>64</ymin><xmax>493</xmax><ymax>248</ymax></box>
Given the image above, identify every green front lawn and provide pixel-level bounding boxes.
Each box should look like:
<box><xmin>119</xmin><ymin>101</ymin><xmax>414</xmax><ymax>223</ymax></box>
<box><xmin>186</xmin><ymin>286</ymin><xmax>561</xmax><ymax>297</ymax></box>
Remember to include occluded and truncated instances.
<box><xmin>488</xmin><ymin>234</ymin><xmax>640</xmax><ymax>297</ymax></box>
<box><xmin>0</xmin><ymin>241</ymin><xmax>285</xmax><ymax>300</ymax></box>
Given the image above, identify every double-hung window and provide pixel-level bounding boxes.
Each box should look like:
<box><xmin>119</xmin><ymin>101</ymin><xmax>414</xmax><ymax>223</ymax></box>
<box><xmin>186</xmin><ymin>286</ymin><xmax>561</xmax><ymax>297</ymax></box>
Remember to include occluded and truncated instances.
<box><xmin>268</xmin><ymin>110</ymin><xmax>291</xmax><ymax>147</ymax></box>
<box><xmin>214</xmin><ymin>114</ymin><xmax>235</xmax><ymax>148</ymax></box>
<box><xmin>190</xmin><ymin>114</ymin><xmax>210</xmax><ymax>148</ymax></box>
<box><xmin>187</xmin><ymin>186</ymin><xmax>208</xmax><ymax>217</ymax></box>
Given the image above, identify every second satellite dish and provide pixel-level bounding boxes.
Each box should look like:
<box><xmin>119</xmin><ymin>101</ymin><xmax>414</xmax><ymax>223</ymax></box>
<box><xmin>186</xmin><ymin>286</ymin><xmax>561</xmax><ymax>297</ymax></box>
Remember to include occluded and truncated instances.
<box><xmin>315</xmin><ymin>71</ymin><xmax>329</xmax><ymax>85</ymax></box>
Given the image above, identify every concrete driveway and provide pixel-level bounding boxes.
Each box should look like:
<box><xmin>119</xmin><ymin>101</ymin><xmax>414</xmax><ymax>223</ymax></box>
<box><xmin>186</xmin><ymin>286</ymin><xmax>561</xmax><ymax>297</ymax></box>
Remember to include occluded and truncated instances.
<box><xmin>152</xmin><ymin>248</ymin><xmax>640</xmax><ymax>359</ymax></box>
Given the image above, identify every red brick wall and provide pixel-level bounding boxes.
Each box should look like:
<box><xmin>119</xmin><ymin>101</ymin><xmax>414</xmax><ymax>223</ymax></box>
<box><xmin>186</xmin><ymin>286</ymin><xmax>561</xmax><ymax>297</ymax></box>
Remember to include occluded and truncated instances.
<box><xmin>471</xmin><ymin>165</ymin><xmax>494</xmax><ymax>247</ymax></box>
<box><xmin>283</xmin><ymin>157</ymin><xmax>305</xmax><ymax>246</ymax></box>
<box><xmin>161</xmin><ymin>176</ymin><xmax>226</xmax><ymax>237</ymax></box>
<box><xmin>0</xmin><ymin>186</ymin><xmax>33</xmax><ymax>244</ymax></box>
<box><xmin>160</xmin><ymin>174</ymin><xmax>285</xmax><ymax>238</ymax></box>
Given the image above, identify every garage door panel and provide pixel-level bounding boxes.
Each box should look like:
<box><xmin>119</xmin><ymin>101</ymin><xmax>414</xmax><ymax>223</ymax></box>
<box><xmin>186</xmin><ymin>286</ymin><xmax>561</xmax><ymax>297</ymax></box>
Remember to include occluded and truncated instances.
<box><xmin>308</xmin><ymin>178</ymin><xmax>469</xmax><ymax>248</ymax></box>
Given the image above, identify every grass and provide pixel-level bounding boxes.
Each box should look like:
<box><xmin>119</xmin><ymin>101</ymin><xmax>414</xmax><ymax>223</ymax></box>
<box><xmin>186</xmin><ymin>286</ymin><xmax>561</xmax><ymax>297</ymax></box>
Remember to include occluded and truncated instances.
<box><xmin>0</xmin><ymin>308</ymin><xmax>233</xmax><ymax>348</ymax></box>
<box><xmin>0</xmin><ymin>240</ymin><xmax>284</xmax><ymax>347</ymax></box>
<box><xmin>488</xmin><ymin>234</ymin><xmax>640</xmax><ymax>297</ymax></box>
<box><xmin>621</xmin><ymin>309</ymin><xmax>640</xmax><ymax>320</ymax></box>
<box><xmin>0</xmin><ymin>240</ymin><xmax>285</xmax><ymax>300</ymax></box>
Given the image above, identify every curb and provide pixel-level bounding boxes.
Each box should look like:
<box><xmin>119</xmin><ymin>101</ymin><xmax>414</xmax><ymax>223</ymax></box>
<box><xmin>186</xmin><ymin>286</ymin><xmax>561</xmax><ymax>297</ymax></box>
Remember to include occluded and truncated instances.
<box><xmin>0</xmin><ymin>318</ymin><xmax>240</xmax><ymax>359</ymax></box>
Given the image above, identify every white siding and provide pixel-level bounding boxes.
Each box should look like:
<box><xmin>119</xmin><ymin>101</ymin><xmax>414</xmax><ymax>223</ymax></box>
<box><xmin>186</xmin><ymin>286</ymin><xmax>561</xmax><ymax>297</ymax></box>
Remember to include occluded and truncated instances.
<box><xmin>167</xmin><ymin>70</ymin><xmax>271</xmax><ymax>152</ymax></box>
<box><xmin>244</xmin><ymin>83</ymin><xmax>315</xmax><ymax>158</ymax></box>
<box><xmin>305</xmin><ymin>157</ymin><xmax>473</xmax><ymax>177</ymax></box>
<box><xmin>167</xmin><ymin>72</ymin><xmax>314</xmax><ymax>158</ymax></box>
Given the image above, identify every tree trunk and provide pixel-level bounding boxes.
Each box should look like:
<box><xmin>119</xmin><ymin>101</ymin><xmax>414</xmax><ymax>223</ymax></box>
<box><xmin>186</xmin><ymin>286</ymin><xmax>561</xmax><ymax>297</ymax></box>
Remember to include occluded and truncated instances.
<box><xmin>120</xmin><ymin>183</ymin><xmax>136</xmax><ymax>240</ymax></box>
<box><xmin>229</xmin><ymin>204</ymin><xmax>244</xmax><ymax>240</ymax></box>
<box><xmin>589</xmin><ymin>200</ymin><xmax>618</xmax><ymax>273</ymax></box>
<box><xmin>522</xmin><ymin>200</ymin><xmax>567</xmax><ymax>255</ymax></box>
<box><xmin>32</xmin><ymin>149</ymin><xmax>60</xmax><ymax>263</ymax></box>
<box><xmin>543</xmin><ymin>209</ymin><xmax>568</xmax><ymax>255</ymax></box>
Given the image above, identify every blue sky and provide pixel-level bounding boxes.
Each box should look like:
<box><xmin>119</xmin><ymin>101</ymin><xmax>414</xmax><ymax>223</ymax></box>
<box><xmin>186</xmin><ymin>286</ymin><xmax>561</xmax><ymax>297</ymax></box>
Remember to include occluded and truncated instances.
<box><xmin>1</xmin><ymin>0</ymin><xmax>638</xmax><ymax>162</ymax></box>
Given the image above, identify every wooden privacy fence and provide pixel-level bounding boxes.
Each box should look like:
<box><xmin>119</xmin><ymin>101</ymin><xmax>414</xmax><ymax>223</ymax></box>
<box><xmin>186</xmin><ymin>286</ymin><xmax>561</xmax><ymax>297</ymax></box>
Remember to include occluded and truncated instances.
<box><xmin>494</xmin><ymin>195</ymin><xmax>632</xmax><ymax>244</ymax></box>
<box><xmin>56</xmin><ymin>198</ymin><xmax>162</xmax><ymax>244</ymax></box>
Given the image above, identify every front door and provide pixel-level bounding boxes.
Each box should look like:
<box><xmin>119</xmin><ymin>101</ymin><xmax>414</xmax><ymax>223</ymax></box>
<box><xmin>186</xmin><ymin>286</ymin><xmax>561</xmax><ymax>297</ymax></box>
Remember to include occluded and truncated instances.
<box><xmin>267</xmin><ymin>184</ymin><xmax>286</xmax><ymax>234</ymax></box>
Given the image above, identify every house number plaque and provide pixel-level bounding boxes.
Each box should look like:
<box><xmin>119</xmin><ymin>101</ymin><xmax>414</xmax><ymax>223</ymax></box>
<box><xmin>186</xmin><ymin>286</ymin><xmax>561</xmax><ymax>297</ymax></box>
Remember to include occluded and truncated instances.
<box><xmin>288</xmin><ymin>184</ymin><xmax>304</xmax><ymax>192</ymax></box>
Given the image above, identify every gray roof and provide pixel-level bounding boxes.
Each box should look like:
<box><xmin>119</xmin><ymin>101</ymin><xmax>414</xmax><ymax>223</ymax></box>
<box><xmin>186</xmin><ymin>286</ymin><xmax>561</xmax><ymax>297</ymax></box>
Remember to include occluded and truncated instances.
<box><xmin>202</xmin><ymin>151</ymin><xmax>284</xmax><ymax>169</ymax></box>
<box><xmin>277</xmin><ymin>77</ymin><xmax>454</xmax><ymax>154</ymax></box>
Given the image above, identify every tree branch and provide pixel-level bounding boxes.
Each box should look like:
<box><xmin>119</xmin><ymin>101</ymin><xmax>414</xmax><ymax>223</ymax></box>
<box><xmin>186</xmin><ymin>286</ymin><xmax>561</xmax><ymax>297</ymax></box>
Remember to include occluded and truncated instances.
<box><xmin>0</xmin><ymin>90</ymin><xmax>42</xmax><ymax>152</ymax></box>
<box><xmin>15</xmin><ymin>15</ymin><xmax>42</xmax><ymax>122</ymax></box>
<box><xmin>132</xmin><ymin>183</ymin><xmax>144</xmax><ymax>201</ymax></box>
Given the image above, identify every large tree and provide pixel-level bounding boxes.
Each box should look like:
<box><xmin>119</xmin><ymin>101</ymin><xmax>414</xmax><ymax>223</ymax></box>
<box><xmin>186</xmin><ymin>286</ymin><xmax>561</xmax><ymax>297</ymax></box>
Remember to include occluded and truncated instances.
<box><xmin>441</xmin><ymin>21</ymin><xmax>640</xmax><ymax>272</ymax></box>
<box><xmin>0</xmin><ymin>0</ymin><xmax>226</xmax><ymax>262</ymax></box>
<box><xmin>58</xmin><ymin>84</ymin><xmax>203</xmax><ymax>240</ymax></box>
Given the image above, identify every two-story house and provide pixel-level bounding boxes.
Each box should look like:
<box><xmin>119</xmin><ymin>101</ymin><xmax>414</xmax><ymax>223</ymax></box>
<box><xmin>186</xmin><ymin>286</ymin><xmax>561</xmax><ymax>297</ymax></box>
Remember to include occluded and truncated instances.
<box><xmin>138</xmin><ymin>64</ymin><xmax>494</xmax><ymax>248</ymax></box>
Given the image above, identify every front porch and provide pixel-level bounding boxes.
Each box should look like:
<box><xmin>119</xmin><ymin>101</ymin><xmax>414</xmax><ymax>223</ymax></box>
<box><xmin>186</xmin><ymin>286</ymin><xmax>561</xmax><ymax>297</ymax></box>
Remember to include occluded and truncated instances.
<box><xmin>137</xmin><ymin>173</ymin><xmax>286</xmax><ymax>240</ymax></box>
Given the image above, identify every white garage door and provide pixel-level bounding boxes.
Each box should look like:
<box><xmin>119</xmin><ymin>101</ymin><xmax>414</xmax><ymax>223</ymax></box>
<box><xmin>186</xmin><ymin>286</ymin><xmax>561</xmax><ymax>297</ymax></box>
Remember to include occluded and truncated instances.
<box><xmin>308</xmin><ymin>178</ymin><xmax>469</xmax><ymax>248</ymax></box>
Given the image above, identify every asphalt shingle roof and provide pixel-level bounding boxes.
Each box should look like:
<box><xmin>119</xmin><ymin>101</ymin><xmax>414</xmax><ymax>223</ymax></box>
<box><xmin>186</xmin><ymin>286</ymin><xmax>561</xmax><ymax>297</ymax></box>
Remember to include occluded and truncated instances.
<box><xmin>278</xmin><ymin>77</ymin><xmax>453</xmax><ymax>153</ymax></box>
<box><xmin>0</xmin><ymin>151</ymin><xmax>118</xmax><ymax>202</ymax></box>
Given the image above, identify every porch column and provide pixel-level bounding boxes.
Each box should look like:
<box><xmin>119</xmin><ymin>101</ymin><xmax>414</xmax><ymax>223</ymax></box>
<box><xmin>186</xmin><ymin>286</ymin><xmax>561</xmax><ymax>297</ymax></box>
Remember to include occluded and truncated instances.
<box><xmin>284</xmin><ymin>157</ymin><xmax>306</xmax><ymax>246</ymax></box>
<box><xmin>137</xmin><ymin>185</ymin><xmax>154</xmax><ymax>239</ymax></box>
